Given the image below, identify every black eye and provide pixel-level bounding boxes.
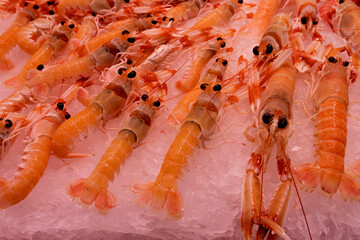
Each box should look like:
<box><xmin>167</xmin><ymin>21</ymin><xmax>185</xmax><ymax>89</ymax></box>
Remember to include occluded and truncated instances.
<box><xmin>163</xmin><ymin>16</ymin><xmax>167</xmax><ymax>21</ymax></box>
<box><xmin>312</xmin><ymin>17</ymin><xmax>319</xmax><ymax>25</ymax></box>
<box><xmin>69</xmin><ymin>24</ymin><xmax>75</xmax><ymax>29</ymax></box>
<box><xmin>127</xmin><ymin>70</ymin><xmax>136</xmax><ymax>78</ymax></box>
<box><xmin>33</xmin><ymin>4</ymin><xmax>39</xmax><ymax>10</ymax></box>
<box><xmin>265</xmin><ymin>44</ymin><xmax>273</xmax><ymax>54</ymax></box>
<box><xmin>238</xmin><ymin>0</ymin><xmax>243</xmax><ymax>3</ymax></box>
<box><xmin>122</xmin><ymin>29</ymin><xmax>130</xmax><ymax>35</ymax></box>
<box><xmin>141</xmin><ymin>94</ymin><xmax>148</xmax><ymax>101</ymax></box>
<box><xmin>37</xmin><ymin>64</ymin><xmax>44</xmax><ymax>71</ymax></box>
<box><xmin>151</xmin><ymin>20</ymin><xmax>157</xmax><ymax>25</ymax></box>
<box><xmin>4</xmin><ymin>120</ymin><xmax>12</xmax><ymax>128</ymax></box>
<box><xmin>118</xmin><ymin>67</ymin><xmax>126</xmax><ymax>75</ymax></box>
<box><xmin>61</xmin><ymin>20</ymin><xmax>66</xmax><ymax>25</ymax></box>
<box><xmin>278</xmin><ymin>117</ymin><xmax>288</xmax><ymax>128</ymax></box>
<box><xmin>200</xmin><ymin>83</ymin><xmax>208</xmax><ymax>90</ymax></box>
<box><xmin>147</xmin><ymin>13</ymin><xmax>152</xmax><ymax>18</ymax></box>
<box><xmin>169</xmin><ymin>18</ymin><xmax>174</xmax><ymax>22</ymax></box>
<box><xmin>153</xmin><ymin>101</ymin><xmax>161</xmax><ymax>107</ymax></box>
<box><xmin>65</xmin><ymin>112</ymin><xmax>71</xmax><ymax>119</ymax></box>
<box><xmin>301</xmin><ymin>16</ymin><xmax>307</xmax><ymax>25</ymax></box>
<box><xmin>213</xmin><ymin>84</ymin><xmax>222</xmax><ymax>91</ymax></box>
<box><xmin>222</xmin><ymin>59</ymin><xmax>228</xmax><ymax>66</ymax></box>
<box><xmin>57</xmin><ymin>102</ymin><xmax>64</xmax><ymax>110</ymax></box>
<box><xmin>262</xmin><ymin>112</ymin><xmax>274</xmax><ymax>124</ymax></box>
<box><xmin>220</xmin><ymin>42</ymin><xmax>226</xmax><ymax>48</ymax></box>
<box><xmin>343</xmin><ymin>61</ymin><xmax>349</xmax><ymax>67</ymax></box>
<box><xmin>49</xmin><ymin>10</ymin><xmax>55</xmax><ymax>15</ymax></box>
<box><xmin>124</xmin><ymin>0</ymin><xmax>129</xmax><ymax>3</ymax></box>
<box><xmin>253</xmin><ymin>46</ymin><xmax>259</xmax><ymax>55</ymax></box>
<box><xmin>217</xmin><ymin>37</ymin><xmax>223</xmax><ymax>41</ymax></box>
<box><xmin>328</xmin><ymin>56</ymin><xmax>337</xmax><ymax>63</ymax></box>
<box><xmin>339</xmin><ymin>0</ymin><xmax>344</xmax><ymax>3</ymax></box>
<box><xmin>127</xmin><ymin>37</ymin><xmax>135</xmax><ymax>43</ymax></box>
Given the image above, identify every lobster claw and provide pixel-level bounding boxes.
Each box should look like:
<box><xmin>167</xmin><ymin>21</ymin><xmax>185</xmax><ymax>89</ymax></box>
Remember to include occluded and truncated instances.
<box><xmin>241</xmin><ymin>152</ymin><xmax>292</xmax><ymax>240</ymax></box>
<box><xmin>255</xmin><ymin>180</ymin><xmax>292</xmax><ymax>240</ymax></box>
<box><xmin>241</xmin><ymin>167</ymin><xmax>263</xmax><ymax>240</ymax></box>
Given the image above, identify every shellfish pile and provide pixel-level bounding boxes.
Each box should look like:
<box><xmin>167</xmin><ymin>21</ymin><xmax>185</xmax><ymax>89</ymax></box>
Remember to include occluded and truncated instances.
<box><xmin>1</xmin><ymin>0</ymin><xmax>360</xmax><ymax>239</ymax></box>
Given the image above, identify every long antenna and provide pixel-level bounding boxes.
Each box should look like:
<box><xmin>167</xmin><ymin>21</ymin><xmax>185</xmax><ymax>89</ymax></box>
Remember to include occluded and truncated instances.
<box><xmin>280</xmin><ymin>141</ymin><xmax>313</xmax><ymax>240</ymax></box>
<box><xmin>258</xmin><ymin>132</ymin><xmax>271</xmax><ymax>236</ymax></box>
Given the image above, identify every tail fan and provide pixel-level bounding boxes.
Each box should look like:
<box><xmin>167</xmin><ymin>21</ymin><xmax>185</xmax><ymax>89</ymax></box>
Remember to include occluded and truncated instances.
<box><xmin>131</xmin><ymin>180</ymin><xmax>153</xmax><ymax>207</ymax></box>
<box><xmin>292</xmin><ymin>163</ymin><xmax>320</xmax><ymax>190</ymax></box>
<box><xmin>339</xmin><ymin>160</ymin><xmax>360</xmax><ymax>200</ymax></box>
<box><xmin>131</xmin><ymin>181</ymin><xmax>184</xmax><ymax>218</ymax></box>
<box><xmin>67</xmin><ymin>178</ymin><xmax>117</xmax><ymax>212</ymax></box>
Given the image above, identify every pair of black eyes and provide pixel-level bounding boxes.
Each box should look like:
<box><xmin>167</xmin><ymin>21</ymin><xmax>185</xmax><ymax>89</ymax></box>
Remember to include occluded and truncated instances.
<box><xmin>253</xmin><ymin>44</ymin><xmax>273</xmax><ymax>55</ymax></box>
<box><xmin>162</xmin><ymin>17</ymin><xmax>175</xmax><ymax>22</ymax></box>
<box><xmin>262</xmin><ymin>113</ymin><xmax>288</xmax><ymax>128</ymax></box>
<box><xmin>56</xmin><ymin>103</ymin><xmax>71</xmax><ymax>119</ymax></box>
<box><xmin>215</xmin><ymin>58</ymin><xmax>228</xmax><ymax>66</ymax></box>
<box><xmin>0</xmin><ymin>119</ymin><xmax>13</xmax><ymax>128</ymax></box>
<box><xmin>200</xmin><ymin>83</ymin><xmax>222</xmax><ymax>91</ymax></box>
<box><xmin>216</xmin><ymin>37</ymin><xmax>227</xmax><ymax>48</ymax></box>
<box><xmin>117</xmin><ymin>69</ymin><xmax>137</xmax><ymax>78</ymax></box>
<box><xmin>301</xmin><ymin>17</ymin><xmax>318</xmax><ymax>25</ymax></box>
<box><xmin>60</xmin><ymin>21</ymin><xmax>75</xmax><ymax>29</ymax></box>
<box><xmin>141</xmin><ymin>94</ymin><xmax>161</xmax><ymax>107</ymax></box>
<box><xmin>328</xmin><ymin>56</ymin><xmax>349</xmax><ymax>66</ymax></box>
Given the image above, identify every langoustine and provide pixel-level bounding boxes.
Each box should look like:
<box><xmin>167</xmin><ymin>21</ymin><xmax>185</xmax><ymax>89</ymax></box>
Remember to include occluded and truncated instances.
<box><xmin>294</xmin><ymin>0</ymin><xmax>319</xmax><ymax>33</ymax></box>
<box><xmin>0</xmin><ymin>4</ymin><xmax>36</xmax><ymax>70</ymax></box>
<box><xmin>15</xmin><ymin>17</ymin><xmax>52</xmax><ymax>55</ymax></box>
<box><xmin>4</xmin><ymin>21</ymin><xmax>74</xmax><ymax>89</ymax></box>
<box><xmin>132</xmin><ymin>59</ymin><xmax>227</xmax><ymax>218</ymax></box>
<box><xmin>334</xmin><ymin>0</ymin><xmax>360</xmax><ymax>53</ymax></box>
<box><xmin>67</xmin><ymin>92</ymin><xmax>161</xmax><ymax>213</ymax></box>
<box><xmin>0</xmin><ymin>82</ymin><xmax>83</xmax><ymax>209</ymax></box>
<box><xmin>0</xmin><ymin>0</ymin><xmax>358</xmax><ymax>238</ymax></box>
<box><xmin>175</xmin><ymin>36</ymin><xmax>227</xmax><ymax>92</ymax></box>
<box><xmin>51</xmin><ymin>28</ymin><xmax>175</xmax><ymax>158</ymax></box>
<box><xmin>0</xmin><ymin>43</ymin><xmax>116</xmax><ymax>116</ymax></box>
<box><xmin>293</xmin><ymin>52</ymin><xmax>360</xmax><ymax>200</ymax></box>
<box><xmin>241</xmin><ymin>58</ymin><xmax>296</xmax><ymax>240</ymax></box>
<box><xmin>169</xmin><ymin>56</ymin><xmax>228</xmax><ymax>125</ymax></box>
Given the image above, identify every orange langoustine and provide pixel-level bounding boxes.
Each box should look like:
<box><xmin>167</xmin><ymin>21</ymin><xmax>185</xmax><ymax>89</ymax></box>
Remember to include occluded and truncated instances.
<box><xmin>0</xmin><ymin>0</ymin><xmax>359</xmax><ymax>239</ymax></box>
